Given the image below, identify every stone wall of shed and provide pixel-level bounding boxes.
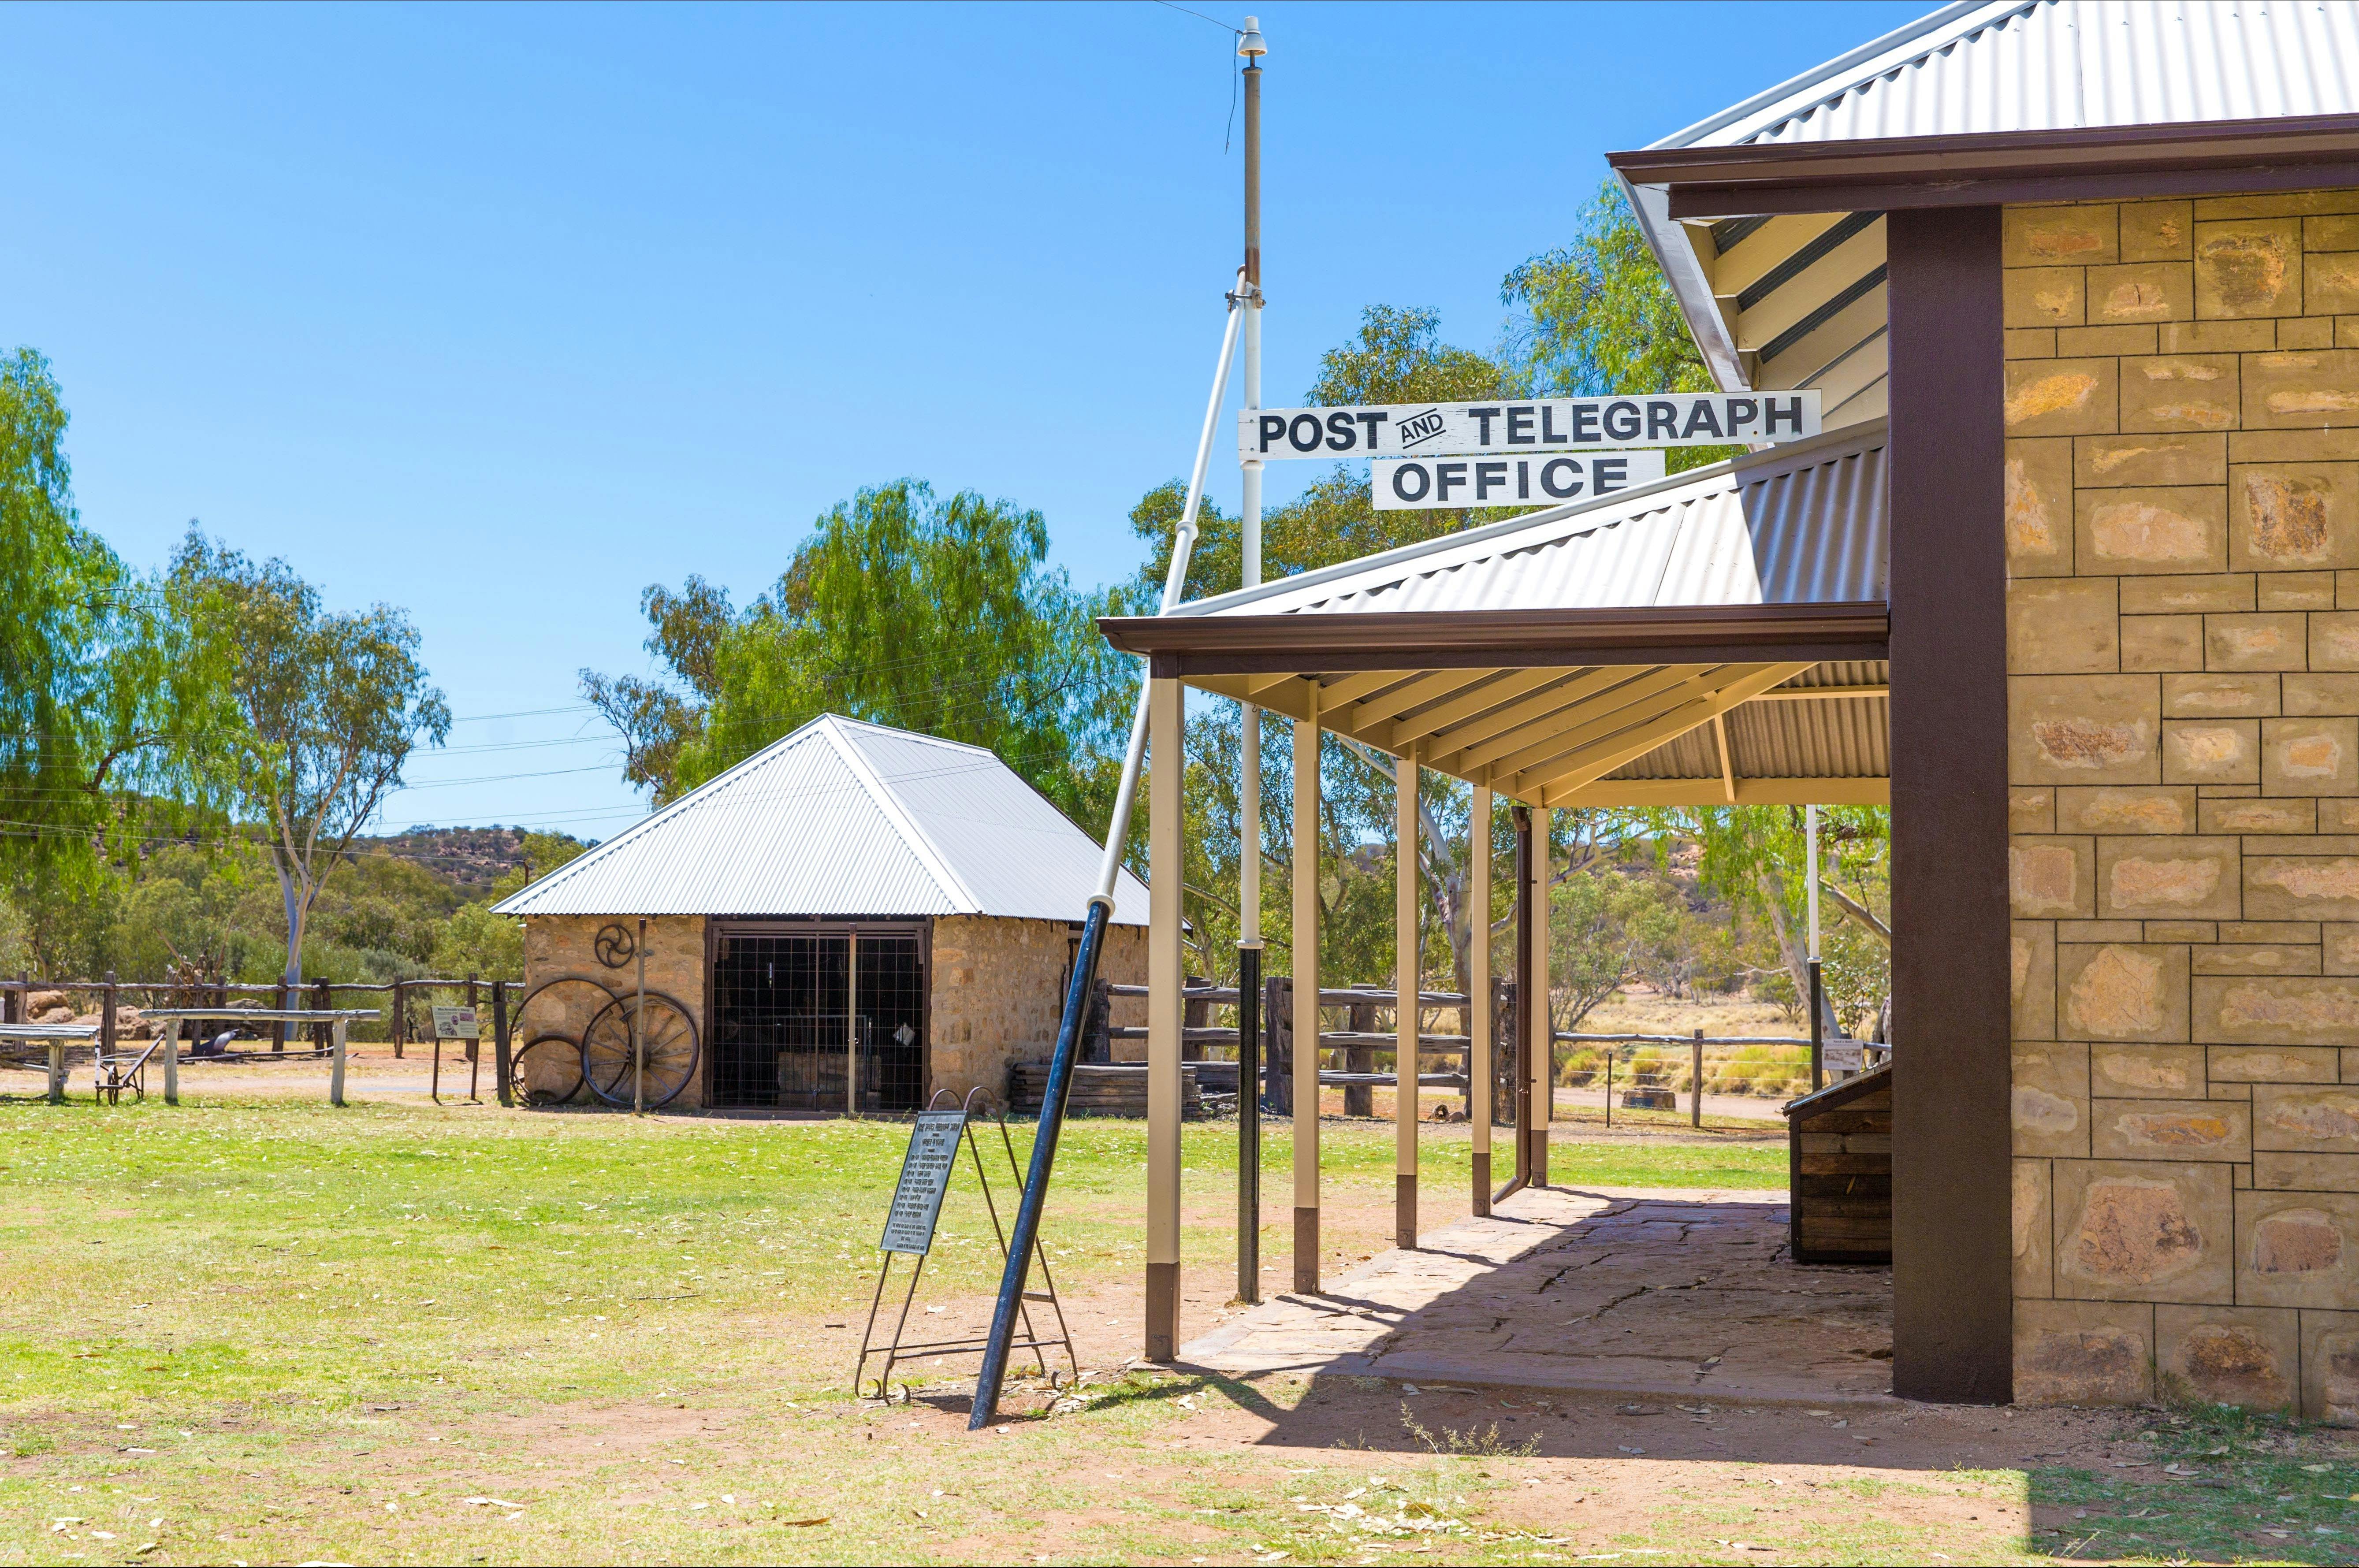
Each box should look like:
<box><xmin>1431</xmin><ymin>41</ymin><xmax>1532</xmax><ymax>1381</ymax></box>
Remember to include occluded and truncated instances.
<box><xmin>2004</xmin><ymin>192</ymin><xmax>2359</xmax><ymax>1417</ymax></box>
<box><xmin>927</xmin><ymin>916</ymin><xmax>1147</xmax><ymax>1101</ymax></box>
<box><xmin>521</xmin><ymin>915</ymin><xmax>709</xmax><ymax>1110</ymax></box>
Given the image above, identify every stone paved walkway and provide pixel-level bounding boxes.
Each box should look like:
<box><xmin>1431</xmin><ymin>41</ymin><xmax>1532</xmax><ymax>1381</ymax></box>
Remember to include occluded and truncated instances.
<box><xmin>1182</xmin><ymin>1185</ymin><xmax>1897</xmax><ymax>1405</ymax></box>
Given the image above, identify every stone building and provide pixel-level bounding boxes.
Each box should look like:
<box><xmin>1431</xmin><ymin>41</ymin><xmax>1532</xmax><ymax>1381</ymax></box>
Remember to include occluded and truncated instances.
<box><xmin>493</xmin><ymin>714</ymin><xmax>1147</xmax><ymax>1113</ymax></box>
<box><xmin>1100</xmin><ymin>0</ymin><xmax>2359</xmax><ymax>1408</ymax></box>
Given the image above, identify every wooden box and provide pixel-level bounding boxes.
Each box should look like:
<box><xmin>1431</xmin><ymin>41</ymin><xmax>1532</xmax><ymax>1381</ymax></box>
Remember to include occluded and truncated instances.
<box><xmin>1782</xmin><ymin>1064</ymin><xmax>1891</xmax><ymax>1265</ymax></box>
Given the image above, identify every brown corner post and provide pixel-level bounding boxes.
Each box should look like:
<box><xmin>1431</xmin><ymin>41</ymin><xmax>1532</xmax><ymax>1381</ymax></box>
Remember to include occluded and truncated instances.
<box><xmin>391</xmin><ymin>978</ymin><xmax>405</xmax><ymax>1059</ymax></box>
<box><xmin>1887</xmin><ymin>203</ymin><xmax>2013</xmax><ymax>1405</ymax></box>
<box><xmin>1691</xmin><ymin>1028</ymin><xmax>1704</xmax><ymax>1129</ymax></box>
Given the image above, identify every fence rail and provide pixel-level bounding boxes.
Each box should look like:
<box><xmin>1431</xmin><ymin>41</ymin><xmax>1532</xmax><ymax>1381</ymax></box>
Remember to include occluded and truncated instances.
<box><xmin>0</xmin><ymin>974</ymin><xmax>526</xmax><ymax>1075</ymax></box>
<box><xmin>1093</xmin><ymin>978</ymin><xmax>1885</xmax><ymax>1122</ymax></box>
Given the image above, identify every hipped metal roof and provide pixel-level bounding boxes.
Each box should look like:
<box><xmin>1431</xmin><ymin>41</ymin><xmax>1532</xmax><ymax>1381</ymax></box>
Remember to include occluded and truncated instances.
<box><xmin>493</xmin><ymin>714</ymin><xmax>1150</xmax><ymax>924</ymax></box>
<box><xmin>1612</xmin><ymin>0</ymin><xmax>2359</xmax><ymax>412</ymax></box>
<box><xmin>1102</xmin><ymin>423</ymin><xmax>1890</xmax><ymax>810</ymax></box>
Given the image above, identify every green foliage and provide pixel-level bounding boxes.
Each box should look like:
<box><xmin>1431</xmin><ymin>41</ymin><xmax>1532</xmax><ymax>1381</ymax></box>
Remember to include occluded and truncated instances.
<box><xmin>432</xmin><ymin>901</ymin><xmax>523</xmax><ymax>978</ymax></box>
<box><xmin>1549</xmin><ymin>866</ymin><xmax>1682</xmax><ymax>1030</ymax></box>
<box><xmin>167</xmin><ymin>531</ymin><xmax>451</xmax><ymax>984</ymax></box>
<box><xmin>1652</xmin><ymin>805</ymin><xmax>1892</xmax><ymax>1032</ymax></box>
<box><xmin>579</xmin><ymin>575</ymin><xmax>732</xmax><ymax>797</ymax></box>
<box><xmin>487</xmin><ymin>830</ymin><xmax>594</xmax><ymax>903</ymax></box>
<box><xmin>1139</xmin><ymin>307</ymin><xmax>1524</xmax><ymax>609</ymax></box>
<box><xmin>0</xmin><ymin>349</ymin><xmax>219</xmax><ymax>959</ymax></box>
<box><xmin>589</xmin><ymin>482</ymin><xmax>1121</xmax><ymax>835</ymax></box>
<box><xmin>1503</xmin><ymin>180</ymin><xmax>1735</xmax><ymax>472</ymax></box>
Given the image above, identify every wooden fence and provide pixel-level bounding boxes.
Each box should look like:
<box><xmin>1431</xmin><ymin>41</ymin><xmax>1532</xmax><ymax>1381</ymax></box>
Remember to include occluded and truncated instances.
<box><xmin>0</xmin><ymin>973</ymin><xmax>524</xmax><ymax>1061</ymax></box>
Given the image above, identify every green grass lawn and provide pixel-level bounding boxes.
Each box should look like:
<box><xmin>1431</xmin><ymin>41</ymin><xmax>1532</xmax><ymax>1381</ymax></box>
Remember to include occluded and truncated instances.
<box><xmin>5</xmin><ymin>1092</ymin><xmax>2340</xmax><ymax>1565</ymax></box>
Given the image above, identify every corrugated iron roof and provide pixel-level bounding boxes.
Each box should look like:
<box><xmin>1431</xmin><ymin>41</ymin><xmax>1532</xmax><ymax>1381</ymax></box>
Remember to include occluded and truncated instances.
<box><xmin>1168</xmin><ymin>420</ymin><xmax>1886</xmax><ymax>622</ymax></box>
<box><xmin>492</xmin><ymin>715</ymin><xmax>1149</xmax><ymax>924</ymax></box>
<box><xmin>1669</xmin><ymin>0</ymin><xmax>2359</xmax><ymax>150</ymax></box>
<box><xmin>1623</xmin><ymin>1</ymin><xmax>2359</xmax><ymax>404</ymax></box>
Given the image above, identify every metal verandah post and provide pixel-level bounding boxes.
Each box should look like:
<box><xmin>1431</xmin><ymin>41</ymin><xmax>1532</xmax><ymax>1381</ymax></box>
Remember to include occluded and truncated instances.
<box><xmin>1470</xmin><ymin>785</ymin><xmax>1492</xmax><ymax>1215</ymax></box>
<box><xmin>1145</xmin><ymin>677</ymin><xmax>1185</xmax><ymax>1362</ymax></box>
<box><xmin>634</xmin><ymin>917</ymin><xmax>647</xmax><ymax>1115</ymax></box>
<box><xmin>1292</xmin><ymin>685</ymin><xmax>1321</xmax><ymax>1292</ymax></box>
<box><xmin>1394</xmin><ymin>747</ymin><xmax>1418</xmax><ymax>1252</ymax></box>
<box><xmin>1529</xmin><ymin>807</ymin><xmax>1552</xmax><ymax>1186</ymax></box>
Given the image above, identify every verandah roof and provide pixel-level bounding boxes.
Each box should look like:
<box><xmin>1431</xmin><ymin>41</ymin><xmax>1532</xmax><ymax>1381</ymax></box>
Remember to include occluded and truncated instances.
<box><xmin>1099</xmin><ymin>422</ymin><xmax>1890</xmax><ymax>810</ymax></box>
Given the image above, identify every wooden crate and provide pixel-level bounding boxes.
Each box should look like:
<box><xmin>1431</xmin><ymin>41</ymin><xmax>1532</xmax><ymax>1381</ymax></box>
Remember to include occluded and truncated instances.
<box><xmin>1782</xmin><ymin>1064</ymin><xmax>1891</xmax><ymax>1265</ymax></box>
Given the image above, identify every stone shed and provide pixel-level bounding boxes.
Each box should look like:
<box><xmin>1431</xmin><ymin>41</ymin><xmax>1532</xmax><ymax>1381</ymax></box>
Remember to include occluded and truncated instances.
<box><xmin>493</xmin><ymin>714</ymin><xmax>1147</xmax><ymax>1113</ymax></box>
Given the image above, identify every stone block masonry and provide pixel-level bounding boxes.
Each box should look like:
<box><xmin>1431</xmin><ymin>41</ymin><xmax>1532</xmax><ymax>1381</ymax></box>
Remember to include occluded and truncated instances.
<box><xmin>522</xmin><ymin>914</ymin><xmax>710</xmax><ymax>1107</ymax></box>
<box><xmin>2007</xmin><ymin>192</ymin><xmax>2359</xmax><ymax>1416</ymax></box>
<box><xmin>926</xmin><ymin>915</ymin><xmax>1146</xmax><ymax>1104</ymax></box>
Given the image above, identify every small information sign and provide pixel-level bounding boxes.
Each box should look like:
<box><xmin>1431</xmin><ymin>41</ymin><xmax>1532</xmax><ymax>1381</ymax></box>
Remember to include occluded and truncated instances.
<box><xmin>1823</xmin><ymin>1039</ymin><xmax>1864</xmax><ymax>1074</ymax></box>
<box><xmin>431</xmin><ymin>1005</ymin><xmax>480</xmax><ymax>1041</ymax></box>
<box><xmin>1372</xmin><ymin>450</ymin><xmax>1664</xmax><ymax>510</ymax></box>
<box><xmin>879</xmin><ymin>1108</ymin><xmax>967</xmax><ymax>1256</ymax></box>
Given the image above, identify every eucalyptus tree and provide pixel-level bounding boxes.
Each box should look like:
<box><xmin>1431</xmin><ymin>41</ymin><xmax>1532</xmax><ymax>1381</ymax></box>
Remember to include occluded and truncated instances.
<box><xmin>0</xmin><ymin>349</ymin><xmax>225</xmax><ymax>967</ymax></box>
<box><xmin>169</xmin><ymin>531</ymin><xmax>450</xmax><ymax>986</ymax></box>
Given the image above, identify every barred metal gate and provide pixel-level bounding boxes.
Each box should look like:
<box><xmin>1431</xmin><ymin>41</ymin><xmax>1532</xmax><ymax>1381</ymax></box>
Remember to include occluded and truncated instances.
<box><xmin>710</xmin><ymin>924</ymin><xmax>926</xmax><ymax>1112</ymax></box>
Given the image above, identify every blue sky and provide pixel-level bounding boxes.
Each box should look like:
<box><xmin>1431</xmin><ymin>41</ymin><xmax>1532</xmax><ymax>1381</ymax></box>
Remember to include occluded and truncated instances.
<box><xmin>0</xmin><ymin>0</ymin><xmax>1924</xmax><ymax>842</ymax></box>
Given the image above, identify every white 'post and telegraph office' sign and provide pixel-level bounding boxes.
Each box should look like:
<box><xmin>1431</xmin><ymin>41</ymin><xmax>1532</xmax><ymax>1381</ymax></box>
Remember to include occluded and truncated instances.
<box><xmin>1238</xmin><ymin>391</ymin><xmax>1821</xmax><ymax>511</ymax></box>
<box><xmin>1371</xmin><ymin>451</ymin><xmax>1665</xmax><ymax>511</ymax></box>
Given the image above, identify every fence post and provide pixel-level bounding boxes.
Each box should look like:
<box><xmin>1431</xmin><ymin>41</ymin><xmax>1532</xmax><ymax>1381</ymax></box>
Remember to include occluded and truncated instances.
<box><xmin>1604</xmin><ymin>1047</ymin><xmax>1612</xmax><ymax>1129</ymax></box>
<box><xmin>492</xmin><ymin>979</ymin><xmax>512</xmax><ymax>1108</ymax></box>
<box><xmin>1691</xmin><ymin>1028</ymin><xmax>1703</xmax><ymax>1129</ymax></box>
<box><xmin>312</xmin><ymin>976</ymin><xmax>330</xmax><ymax>1050</ymax></box>
<box><xmin>1086</xmin><ymin>977</ymin><xmax>1112</xmax><ymax>1063</ymax></box>
<box><xmin>330</xmin><ymin>1018</ymin><xmax>349</xmax><ymax>1107</ymax></box>
<box><xmin>272</xmin><ymin>977</ymin><xmax>288</xmax><ymax>1052</ymax></box>
<box><xmin>1344</xmin><ymin>996</ymin><xmax>1374</xmax><ymax>1118</ymax></box>
<box><xmin>101</xmin><ymin>970</ymin><xmax>118</xmax><ymax>1101</ymax></box>
<box><xmin>3</xmin><ymin>973</ymin><xmax>19</xmax><ymax>1025</ymax></box>
<box><xmin>1181</xmin><ymin>974</ymin><xmax>1206</xmax><ymax>1063</ymax></box>
<box><xmin>391</xmin><ymin>979</ymin><xmax>405</xmax><ymax>1059</ymax></box>
<box><xmin>466</xmin><ymin>973</ymin><xmax>482</xmax><ymax>1101</ymax></box>
<box><xmin>1266</xmin><ymin>974</ymin><xmax>1291</xmax><ymax>1115</ymax></box>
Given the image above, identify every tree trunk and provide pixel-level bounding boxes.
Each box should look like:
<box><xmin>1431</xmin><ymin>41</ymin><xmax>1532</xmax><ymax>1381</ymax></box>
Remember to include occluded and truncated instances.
<box><xmin>273</xmin><ymin>857</ymin><xmax>312</xmax><ymax>988</ymax></box>
<box><xmin>1757</xmin><ymin>869</ymin><xmax>1842</xmax><ymax>1036</ymax></box>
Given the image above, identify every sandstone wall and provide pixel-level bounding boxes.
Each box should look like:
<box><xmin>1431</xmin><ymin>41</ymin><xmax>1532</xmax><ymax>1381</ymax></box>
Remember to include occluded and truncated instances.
<box><xmin>2005</xmin><ymin>192</ymin><xmax>2359</xmax><ymax>1416</ymax></box>
<box><xmin>927</xmin><ymin>916</ymin><xmax>1147</xmax><ymax>1100</ymax></box>
<box><xmin>521</xmin><ymin>915</ymin><xmax>709</xmax><ymax>1109</ymax></box>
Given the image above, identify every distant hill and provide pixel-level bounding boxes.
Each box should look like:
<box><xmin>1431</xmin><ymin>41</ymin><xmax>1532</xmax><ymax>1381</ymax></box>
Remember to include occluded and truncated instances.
<box><xmin>362</xmin><ymin>826</ymin><xmax>594</xmax><ymax>896</ymax></box>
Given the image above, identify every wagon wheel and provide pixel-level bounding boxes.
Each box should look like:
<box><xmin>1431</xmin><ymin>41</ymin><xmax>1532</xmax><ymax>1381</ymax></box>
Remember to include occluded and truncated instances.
<box><xmin>580</xmin><ymin>992</ymin><xmax>700</xmax><ymax>1110</ymax></box>
<box><xmin>512</xmin><ymin>976</ymin><xmax>616</xmax><ymax>1048</ymax></box>
<box><xmin>508</xmin><ymin>1033</ymin><xmax>588</xmax><ymax>1107</ymax></box>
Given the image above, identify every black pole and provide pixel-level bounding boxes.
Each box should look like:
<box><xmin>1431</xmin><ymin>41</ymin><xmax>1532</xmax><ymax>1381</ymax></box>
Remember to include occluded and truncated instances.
<box><xmin>1809</xmin><ymin>957</ymin><xmax>1826</xmax><ymax>1092</ymax></box>
<box><xmin>971</xmin><ymin>897</ymin><xmax>1110</xmax><ymax>1429</ymax></box>
<box><xmin>492</xmin><ymin>979</ymin><xmax>513</xmax><ymax>1108</ymax></box>
<box><xmin>1236</xmin><ymin>942</ymin><xmax>1261</xmax><ymax>1304</ymax></box>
